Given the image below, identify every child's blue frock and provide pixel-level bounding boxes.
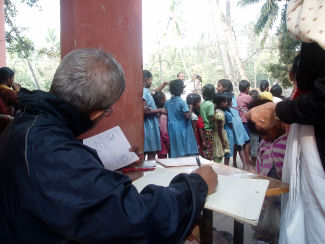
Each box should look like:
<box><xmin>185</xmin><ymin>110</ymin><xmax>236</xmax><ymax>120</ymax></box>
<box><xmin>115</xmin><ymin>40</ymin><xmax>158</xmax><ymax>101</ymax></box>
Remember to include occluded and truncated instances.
<box><xmin>164</xmin><ymin>96</ymin><xmax>198</xmax><ymax>158</ymax></box>
<box><xmin>143</xmin><ymin>88</ymin><xmax>161</xmax><ymax>153</ymax></box>
<box><xmin>230</xmin><ymin>96</ymin><xmax>249</xmax><ymax>146</ymax></box>
<box><xmin>224</xmin><ymin>109</ymin><xmax>234</xmax><ymax>157</ymax></box>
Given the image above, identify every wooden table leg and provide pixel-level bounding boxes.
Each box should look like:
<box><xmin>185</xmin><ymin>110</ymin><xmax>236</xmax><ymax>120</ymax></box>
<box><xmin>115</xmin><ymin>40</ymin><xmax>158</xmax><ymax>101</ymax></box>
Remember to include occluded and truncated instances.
<box><xmin>199</xmin><ymin>209</ymin><xmax>213</xmax><ymax>244</ymax></box>
<box><xmin>233</xmin><ymin>220</ymin><xmax>244</xmax><ymax>244</ymax></box>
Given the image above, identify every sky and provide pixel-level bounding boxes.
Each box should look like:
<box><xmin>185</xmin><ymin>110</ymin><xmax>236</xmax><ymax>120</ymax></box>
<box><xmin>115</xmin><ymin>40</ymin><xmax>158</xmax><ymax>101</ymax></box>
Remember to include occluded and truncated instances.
<box><xmin>11</xmin><ymin>0</ymin><xmax>269</xmax><ymax>61</ymax></box>
<box><xmin>142</xmin><ymin>0</ymin><xmax>265</xmax><ymax>60</ymax></box>
<box><xmin>13</xmin><ymin>0</ymin><xmax>60</xmax><ymax>46</ymax></box>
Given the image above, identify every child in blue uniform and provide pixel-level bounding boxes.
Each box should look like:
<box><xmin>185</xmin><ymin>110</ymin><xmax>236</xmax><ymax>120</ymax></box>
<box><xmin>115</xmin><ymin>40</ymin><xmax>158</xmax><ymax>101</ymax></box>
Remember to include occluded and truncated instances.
<box><xmin>143</xmin><ymin>70</ymin><xmax>165</xmax><ymax>160</ymax></box>
<box><xmin>223</xmin><ymin>92</ymin><xmax>234</xmax><ymax>166</ymax></box>
<box><xmin>217</xmin><ymin>79</ymin><xmax>250</xmax><ymax>169</ymax></box>
<box><xmin>164</xmin><ymin>79</ymin><xmax>198</xmax><ymax>158</ymax></box>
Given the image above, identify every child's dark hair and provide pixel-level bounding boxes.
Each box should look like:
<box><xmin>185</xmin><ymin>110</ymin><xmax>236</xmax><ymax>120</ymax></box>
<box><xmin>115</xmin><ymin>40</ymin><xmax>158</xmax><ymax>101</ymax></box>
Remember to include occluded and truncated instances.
<box><xmin>247</xmin><ymin>98</ymin><xmax>274</xmax><ymax>133</ymax></box>
<box><xmin>143</xmin><ymin>70</ymin><xmax>152</xmax><ymax>81</ymax></box>
<box><xmin>202</xmin><ymin>84</ymin><xmax>215</xmax><ymax>100</ymax></box>
<box><xmin>249</xmin><ymin>89</ymin><xmax>259</xmax><ymax>97</ymax></box>
<box><xmin>222</xmin><ymin>91</ymin><xmax>233</xmax><ymax>106</ymax></box>
<box><xmin>270</xmin><ymin>84</ymin><xmax>283</xmax><ymax>98</ymax></box>
<box><xmin>239</xmin><ymin>80</ymin><xmax>250</xmax><ymax>92</ymax></box>
<box><xmin>213</xmin><ymin>92</ymin><xmax>227</xmax><ymax>108</ymax></box>
<box><xmin>169</xmin><ymin>79</ymin><xmax>185</xmax><ymax>96</ymax></box>
<box><xmin>153</xmin><ymin>91</ymin><xmax>165</xmax><ymax>108</ymax></box>
<box><xmin>0</xmin><ymin>67</ymin><xmax>14</xmax><ymax>84</ymax></box>
<box><xmin>249</xmin><ymin>90</ymin><xmax>259</xmax><ymax>102</ymax></box>
<box><xmin>218</xmin><ymin>79</ymin><xmax>233</xmax><ymax>93</ymax></box>
<box><xmin>259</xmin><ymin>80</ymin><xmax>269</xmax><ymax>92</ymax></box>
<box><xmin>186</xmin><ymin>93</ymin><xmax>201</xmax><ymax>105</ymax></box>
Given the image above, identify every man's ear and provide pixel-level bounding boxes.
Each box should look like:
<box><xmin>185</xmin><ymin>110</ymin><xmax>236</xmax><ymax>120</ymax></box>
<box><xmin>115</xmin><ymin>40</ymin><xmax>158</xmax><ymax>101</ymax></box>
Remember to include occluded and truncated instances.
<box><xmin>89</xmin><ymin>110</ymin><xmax>105</xmax><ymax>121</ymax></box>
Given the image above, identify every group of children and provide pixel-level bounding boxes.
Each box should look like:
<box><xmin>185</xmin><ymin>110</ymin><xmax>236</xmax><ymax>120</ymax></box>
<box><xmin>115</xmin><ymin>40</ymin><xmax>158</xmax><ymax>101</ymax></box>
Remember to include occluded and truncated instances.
<box><xmin>143</xmin><ymin>69</ymin><xmax>287</xmax><ymax>176</ymax></box>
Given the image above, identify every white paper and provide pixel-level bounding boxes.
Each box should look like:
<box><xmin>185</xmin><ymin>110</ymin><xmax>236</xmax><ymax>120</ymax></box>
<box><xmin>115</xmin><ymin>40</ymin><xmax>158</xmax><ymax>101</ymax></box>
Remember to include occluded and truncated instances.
<box><xmin>133</xmin><ymin>167</ymin><xmax>269</xmax><ymax>225</ymax></box>
<box><xmin>83</xmin><ymin>126</ymin><xmax>139</xmax><ymax>171</ymax></box>
<box><xmin>156</xmin><ymin>156</ymin><xmax>213</xmax><ymax>167</ymax></box>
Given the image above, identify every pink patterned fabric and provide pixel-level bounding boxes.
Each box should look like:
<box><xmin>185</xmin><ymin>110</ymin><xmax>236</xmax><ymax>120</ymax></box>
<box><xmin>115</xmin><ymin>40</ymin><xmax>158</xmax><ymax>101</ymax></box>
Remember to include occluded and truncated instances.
<box><xmin>236</xmin><ymin>92</ymin><xmax>252</xmax><ymax>123</ymax></box>
<box><xmin>256</xmin><ymin>134</ymin><xmax>287</xmax><ymax>179</ymax></box>
<box><xmin>157</xmin><ymin>113</ymin><xmax>170</xmax><ymax>158</ymax></box>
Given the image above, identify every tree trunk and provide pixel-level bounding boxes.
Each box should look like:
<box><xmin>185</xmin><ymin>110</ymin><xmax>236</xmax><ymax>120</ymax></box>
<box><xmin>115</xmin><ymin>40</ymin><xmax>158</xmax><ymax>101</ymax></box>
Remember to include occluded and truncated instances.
<box><xmin>177</xmin><ymin>47</ymin><xmax>190</xmax><ymax>79</ymax></box>
<box><xmin>215</xmin><ymin>0</ymin><xmax>248</xmax><ymax>82</ymax></box>
<box><xmin>4</xmin><ymin>6</ymin><xmax>41</xmax><ymax>89</ymax></box>
<box><xmin>208</xmin><ymin>0</ymin><xmax>234</xmax><ymax>81</ymax></box>
<box><xmin>25</xmin><ymin>58</ymin><xmax>40</xmax><ymax>90</ymax></box>
<box><xmin>158</xmin><ymin>53</ymin><xmax>163</xmax><ymax>84</ymax></box>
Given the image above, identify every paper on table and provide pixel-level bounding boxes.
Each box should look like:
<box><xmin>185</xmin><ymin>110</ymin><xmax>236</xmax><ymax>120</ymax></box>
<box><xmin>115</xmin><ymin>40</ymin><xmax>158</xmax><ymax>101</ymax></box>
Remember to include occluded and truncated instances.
<box><xmin>83</xmin><ymin>126</ymin><xmax>139</xmax><ymax>171</ymax></box>
<box><xmin>133</xmin><ymin>167</ymin><xmax>269</xmax><ymax>225</ymax></box>
<box><xmin>156</xmin><ymin>156</ymin><xmax>213</xmax><ymax>167</ymax></box>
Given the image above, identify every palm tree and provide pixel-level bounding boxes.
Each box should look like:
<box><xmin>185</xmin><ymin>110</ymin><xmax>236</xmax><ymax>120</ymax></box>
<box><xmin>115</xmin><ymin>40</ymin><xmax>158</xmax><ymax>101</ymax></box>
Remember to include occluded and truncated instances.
<box><xmin>163</xmin><ymin>0</ymin><xmax>191</xmax><ymax>79</ymax></box>
<box><xmin>238</xmin><ymin>0</ymin><xmax>300</xmax><ymax>88</ymax></box>
<box><xmin>238</xmin><ymin>0</ymin><xmax>281</xmax><ymax>47</ymax></box>
<box><xmin>213</xmin><ymin>0</ymin><xmax>249</xmax><ymax>83</ymax></box>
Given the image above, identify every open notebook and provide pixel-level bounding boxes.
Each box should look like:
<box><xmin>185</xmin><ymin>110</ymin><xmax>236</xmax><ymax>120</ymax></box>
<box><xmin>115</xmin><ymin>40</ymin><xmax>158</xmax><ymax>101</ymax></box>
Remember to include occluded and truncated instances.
<box><xmin>156</xmin><ymin>156</ymin><xmax>213</xmax><ymax>167</ymax></box>
<box><xmin>133</xmin><ymin>167</ymin><xmax>269</xmax><ymax>225</ymax></box>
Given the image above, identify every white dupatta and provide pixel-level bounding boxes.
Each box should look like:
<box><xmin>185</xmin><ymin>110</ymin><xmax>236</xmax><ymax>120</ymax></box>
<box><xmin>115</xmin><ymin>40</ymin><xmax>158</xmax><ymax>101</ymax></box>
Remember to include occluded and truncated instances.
<box><xmin>280</xmin><ymin>124</ymin><xmax>325</xmax><ymax>244</ymax></box>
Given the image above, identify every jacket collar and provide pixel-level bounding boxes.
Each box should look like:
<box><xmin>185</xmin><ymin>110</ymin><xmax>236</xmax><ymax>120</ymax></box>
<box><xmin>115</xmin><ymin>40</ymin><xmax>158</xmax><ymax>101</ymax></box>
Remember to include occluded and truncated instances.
<box><xmin>18</xmin><ymin>88</ymin><xmax>94</xmax><ymax>137</ymax></box>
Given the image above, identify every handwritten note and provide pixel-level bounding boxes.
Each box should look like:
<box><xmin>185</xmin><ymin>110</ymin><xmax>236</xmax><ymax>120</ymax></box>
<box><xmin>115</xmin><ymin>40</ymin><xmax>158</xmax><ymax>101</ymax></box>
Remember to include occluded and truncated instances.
<box><xmin>83</xmin><ymin>126</ymin><xmax>139</xmax><ymax>171</ymax></box>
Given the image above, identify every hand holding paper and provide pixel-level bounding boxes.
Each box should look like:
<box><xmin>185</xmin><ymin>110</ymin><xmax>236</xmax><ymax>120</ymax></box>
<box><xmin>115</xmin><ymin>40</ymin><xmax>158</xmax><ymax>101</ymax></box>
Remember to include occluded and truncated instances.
<box><xmin>83</xmin><ymin>126</ymin><xmax>139</xmax><ymax>171</ymax></box>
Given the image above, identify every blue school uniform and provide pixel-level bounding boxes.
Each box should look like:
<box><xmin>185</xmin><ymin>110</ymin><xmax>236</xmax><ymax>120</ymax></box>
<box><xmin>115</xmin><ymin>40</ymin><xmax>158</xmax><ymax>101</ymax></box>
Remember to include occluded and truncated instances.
<box><xmin>164</xmin><ymin>96</ymin><xmax>198</xmax><ymax>158</ymax></box>
<box><xmin>224</xmin><ymin>109</ymin><xmax>234</xmax><ymax>158</ymax></box>
<box><xmin>230</xmin><ymin>96</ymin><xmax>249</xmax><ymax>146</ymax></box>
<box><xmin>143</xmin><ymin>88</ymin><xmax>161</xmax><ymax>152</ymax></box>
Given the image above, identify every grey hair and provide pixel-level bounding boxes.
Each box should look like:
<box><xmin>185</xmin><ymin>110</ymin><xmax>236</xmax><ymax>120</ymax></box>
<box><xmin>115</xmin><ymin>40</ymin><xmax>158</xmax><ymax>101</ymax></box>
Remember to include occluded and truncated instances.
<box><xmin>49</xmin><ymin>48</ymin><xmax>125</xmax><ymax>114</ymax></box>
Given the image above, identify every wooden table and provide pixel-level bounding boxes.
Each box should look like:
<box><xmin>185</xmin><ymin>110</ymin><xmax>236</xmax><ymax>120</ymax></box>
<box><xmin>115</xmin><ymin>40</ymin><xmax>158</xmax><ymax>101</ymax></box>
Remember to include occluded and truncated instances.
<box><xmin>118</xmin><ymin>161</ymin><xmax>289</xmax><ymax>244</ymax></box>
<box><xmin>198</xmin><ymin>164</ymin><xmax>289</xmax><ymax>244</ymax></box>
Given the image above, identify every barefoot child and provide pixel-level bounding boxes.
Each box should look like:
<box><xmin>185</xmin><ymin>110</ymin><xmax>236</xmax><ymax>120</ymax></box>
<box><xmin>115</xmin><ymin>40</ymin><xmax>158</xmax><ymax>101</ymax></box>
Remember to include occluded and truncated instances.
<box><xmin>153</xmin><ymin>91</ymin><xmax>170</xmax><ymax>158</ymax></box>
<box><xmin>217</xmin><ymin>79</ymin><xmax>249</xmax><ymax>169</ymax></box>
<box><xmin>143</xmin><ymin>70</ymin><xmax>165</xmax><ymax>160</ymax></box>
<box><xmin>223</xmin><ymin>92</ymin><xmax>234</xmax><ymax>166</ymax></box>
<box><xmin>186</xmin><ymin>93</ymin><xmax>205</xmax><ymax>155</ymax></box>
<box><xmin>164</xmin><ymin>79</ymin><xmax>198</xmax><ymax>157</ymax></box>
<box><xmin>212</xmin><ymin>92</ymin><xmax>230</xmax><ymax>163</ymax></box>
<box><xmin>199</xmin><ymin>84</ymin><xmax>215</xmax><ymax>160</ymax></box>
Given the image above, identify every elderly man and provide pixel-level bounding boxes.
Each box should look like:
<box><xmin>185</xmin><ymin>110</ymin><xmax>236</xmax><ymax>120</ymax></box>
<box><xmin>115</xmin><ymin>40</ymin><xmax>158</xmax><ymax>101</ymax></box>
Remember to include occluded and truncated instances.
<box><xmin>0</xmin><ymin>48</ymin><xmax>217</xmax><ymax>243</ymax></box>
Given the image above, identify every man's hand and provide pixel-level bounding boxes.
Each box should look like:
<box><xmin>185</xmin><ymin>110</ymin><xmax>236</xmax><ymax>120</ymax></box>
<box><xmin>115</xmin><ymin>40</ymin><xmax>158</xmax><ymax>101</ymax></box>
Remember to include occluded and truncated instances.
<box><xmin>246</xmin><ymin>102</ymin><xmax>277</xmax><ymax>131</ymax></box>
<box><xmin>129</xmin><ymin>146</ymin><xmax>144</xmax><ymax>162</ymax></box>
<box><xmin>193</xmin><ymin>165</ymin><xmax>218</xmax><ymax>195</ymax></box>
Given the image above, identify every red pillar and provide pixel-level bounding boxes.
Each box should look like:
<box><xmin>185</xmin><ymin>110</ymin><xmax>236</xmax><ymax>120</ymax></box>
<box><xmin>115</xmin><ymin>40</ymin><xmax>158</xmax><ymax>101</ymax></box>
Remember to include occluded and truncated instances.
<box><xmin>0</xmin><ymin>0</ymin><xmax>6</xmax><ymax>66</ymax></box>
<box><xmin>60</xmin><ymin>0</ymin><xmax>144</xmax><ymax>152</ymax></box>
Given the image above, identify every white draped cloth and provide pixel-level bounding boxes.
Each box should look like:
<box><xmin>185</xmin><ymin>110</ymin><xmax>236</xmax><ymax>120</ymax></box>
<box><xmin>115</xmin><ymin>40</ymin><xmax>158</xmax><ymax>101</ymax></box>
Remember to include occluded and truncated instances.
<box><xmin>280</xmin><ymin>124</ymin><xmax>325</xmax><ymax>244</ymax></box>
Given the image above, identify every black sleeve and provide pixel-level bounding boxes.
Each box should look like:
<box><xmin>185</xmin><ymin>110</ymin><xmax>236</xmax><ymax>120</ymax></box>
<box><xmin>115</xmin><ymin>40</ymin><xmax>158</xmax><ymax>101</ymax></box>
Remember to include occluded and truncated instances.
<box><xmin>31</xmin><ymin>140</ymin><xmax>208</xmax><ymax>243</ymax></box>
<box><xmin>275</xmin><ymin>77</ymin><xmax>325</xmax><ymax>126</ymax></box>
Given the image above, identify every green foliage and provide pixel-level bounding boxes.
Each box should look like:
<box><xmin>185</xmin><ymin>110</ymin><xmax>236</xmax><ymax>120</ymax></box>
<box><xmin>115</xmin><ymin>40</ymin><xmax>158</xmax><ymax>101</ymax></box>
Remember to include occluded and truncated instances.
<box><xmin>238</xmin><ymin>0</ymin><xmax>300</xmax><ymax>88</ymax></box>
<box><xmin>4</xmin><ymin>0</ymin><xmax>58</xmax><ymax>91</ymax></box>
<box><xmin>266</xmin><ymin>6</ymin><xmax>300</xmax><ymax>88</ymax></box>
<box><xmin>145</xmin><ymin>34</ymin><xmax>227</xmax><ymax>91</ymax></box>
<box><xmin>254</xmin><ymin>1</ymin><xmax>279</xmax><ymax>35</ymax></box>
<box><xmin>7</xmin><ymin>36</ymin><xmax>34</xmax><ymax>58</ymax></box>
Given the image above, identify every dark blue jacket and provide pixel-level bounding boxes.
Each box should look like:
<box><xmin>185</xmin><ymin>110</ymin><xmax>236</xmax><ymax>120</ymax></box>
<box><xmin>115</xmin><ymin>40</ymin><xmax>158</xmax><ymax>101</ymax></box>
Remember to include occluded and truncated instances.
<box><xmin>0</xmin><ymin>89</ymin><xmax>208</xmax><ymax>243</ymax></box>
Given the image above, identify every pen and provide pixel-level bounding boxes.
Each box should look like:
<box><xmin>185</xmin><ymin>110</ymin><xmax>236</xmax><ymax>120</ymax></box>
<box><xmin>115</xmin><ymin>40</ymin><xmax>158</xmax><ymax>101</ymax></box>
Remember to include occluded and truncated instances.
<box><xmin>195</xmin><ymin>155</ymin><xmax>201</xmax><ymax>167</ymax></box>
<box><xmin>122</xmin><ymin>166</ymin><xmax>156</xmax><ymax>173</ymax></box>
